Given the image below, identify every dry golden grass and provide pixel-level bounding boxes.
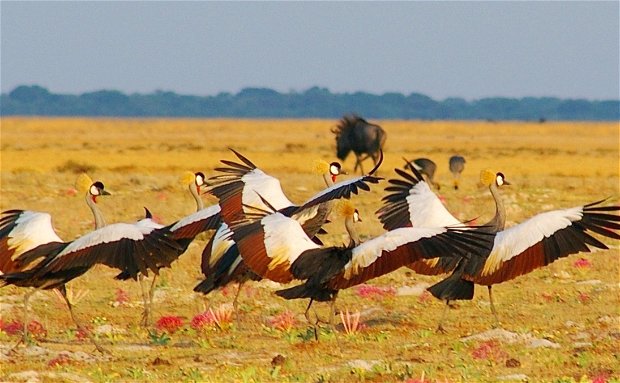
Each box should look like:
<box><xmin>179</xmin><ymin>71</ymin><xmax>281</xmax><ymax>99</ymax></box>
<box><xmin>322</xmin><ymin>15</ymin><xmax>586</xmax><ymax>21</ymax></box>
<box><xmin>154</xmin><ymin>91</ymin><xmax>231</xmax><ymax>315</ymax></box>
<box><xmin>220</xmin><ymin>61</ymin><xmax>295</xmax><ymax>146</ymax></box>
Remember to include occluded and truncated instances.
<box><xmin>0</xmin><ymin>117</ymin><xmax>619</xmax><ymax>383</ymax></box>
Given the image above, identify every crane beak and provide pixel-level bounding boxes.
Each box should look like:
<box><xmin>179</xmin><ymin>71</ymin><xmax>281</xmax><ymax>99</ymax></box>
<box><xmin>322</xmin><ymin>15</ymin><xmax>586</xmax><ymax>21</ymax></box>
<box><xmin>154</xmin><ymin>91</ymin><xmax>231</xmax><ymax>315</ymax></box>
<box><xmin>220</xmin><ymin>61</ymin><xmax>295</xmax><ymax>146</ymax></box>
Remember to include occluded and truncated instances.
<box><xmin>101</xmin><ymin>190</ymin><xmax>112</xmax><ymax>195</ymax></box>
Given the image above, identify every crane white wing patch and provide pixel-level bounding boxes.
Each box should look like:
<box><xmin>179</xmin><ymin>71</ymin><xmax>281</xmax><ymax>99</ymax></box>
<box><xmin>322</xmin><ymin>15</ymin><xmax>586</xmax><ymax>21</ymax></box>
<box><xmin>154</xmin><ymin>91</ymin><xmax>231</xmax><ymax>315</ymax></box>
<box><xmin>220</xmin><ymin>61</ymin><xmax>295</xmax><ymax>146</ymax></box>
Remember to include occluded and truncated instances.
<box><xmin>262</xmin><ymin>213</ymin><xmax>320</xmax><ymax>270</ymax></box>
<box><xmin>209</xmin><ymin>223</ymin><xmax>236</xmax><ymax>267</ymax></box>
<box><xmin>7</xmin><ymin>211</ymin><xmax>63</xmax><ymax>256</ymax></box>
<box><xmin>482</xmin><ymin>206</ymin><xmax>584</xmax><ymax>275</ymax></box>
<box><xmin>343</xmin><ymin>226</ymin><xmax>446</xmax><ymax>279</ymax></box>
<box><xmin>407</xmin><ymin>182</ymin><xmax>461</xmax><ymax>227</ymax></box>
<box><xmin>170</xmin><ymin>204</ymin><xmax>221</xmax><ymax>232</ymax></box>
<box><xmin>57</xmin><ymin>222</ymin><xmax>154</xmax><ymax>258</ymax></box>
<box><xmin>241</xmin><ymin>169</ymin><xmax>294</xmax><ymax>210</ymax></box>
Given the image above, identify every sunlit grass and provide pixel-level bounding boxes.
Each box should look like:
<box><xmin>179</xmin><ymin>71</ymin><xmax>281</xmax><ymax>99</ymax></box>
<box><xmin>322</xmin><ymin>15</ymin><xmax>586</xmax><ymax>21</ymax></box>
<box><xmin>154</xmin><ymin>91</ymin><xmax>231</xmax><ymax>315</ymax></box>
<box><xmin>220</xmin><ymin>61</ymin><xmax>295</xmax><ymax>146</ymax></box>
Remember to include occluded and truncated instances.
<box><xmin>0</xmin><ymin>117</ymin><xmax>618</xmax><ymax>382</ymax></box>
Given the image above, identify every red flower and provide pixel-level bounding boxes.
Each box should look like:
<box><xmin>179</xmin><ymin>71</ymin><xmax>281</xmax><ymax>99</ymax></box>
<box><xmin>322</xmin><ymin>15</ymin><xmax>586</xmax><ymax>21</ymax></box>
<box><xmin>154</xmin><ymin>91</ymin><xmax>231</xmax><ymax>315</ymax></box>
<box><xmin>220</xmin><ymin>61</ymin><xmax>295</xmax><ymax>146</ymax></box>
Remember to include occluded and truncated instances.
<box><xmin>591</xmin><ymin>373</ymin><xmax>610</xmax><ymax>383</ymax></box>
<box><xmin>269</xmin><ymin>311</ymin><xmax>297</xmax><ymax>332</ymax></box>
<box><xmin>573</xmin><ymin>258</ymin><xmax>592</xmax><ymax>269</ymax></box>
<box><xmin>27</xmin><ymin>320</ymin><xmax>47</xmax><ymax>339</ymax></box>
<box><xmin>1</xmin><ymin>320</ymin><xmax>24</xmax><ymax>336</ymax></box>
<box><xmin>355</xmin><ymin>284</ymin><xmax>396</xmax><ymax>300</ymax></box>
<box><xmin>155</xmin><ymin>315</ymin><xmax>184</xmax><ymax>334</ymax></box>
<box><xmin>0</xmin><ymin>320</ymin><xmax>47</xmax><ymax>339</ymax></box>
<box><xmin>578</xmin><ymin>292</ymin><xmax>591</xmax><ymax>304</ymax></box>
<box><xmin>114</xmin><ymin>288</ymin><xmax>131</xmax><ymax>306</ymax></box>
<box><xmin>418</xmin><ymin>290</ymin><xmax>432</xmax><ymax>303</ymax></box>
<box><xmin>190</xmin><ymin>311</ymin><xmax>216</xmax><ymax>331</ymax></box>
<box><xmin>471</xmin><ymin>340</ymin><xmax>507</xmax><ymax>361</ymax></box>
<box><xmin>48</xmin><ymin>354</ymin><xmax>72</xmax><ymax>367</ymax></box>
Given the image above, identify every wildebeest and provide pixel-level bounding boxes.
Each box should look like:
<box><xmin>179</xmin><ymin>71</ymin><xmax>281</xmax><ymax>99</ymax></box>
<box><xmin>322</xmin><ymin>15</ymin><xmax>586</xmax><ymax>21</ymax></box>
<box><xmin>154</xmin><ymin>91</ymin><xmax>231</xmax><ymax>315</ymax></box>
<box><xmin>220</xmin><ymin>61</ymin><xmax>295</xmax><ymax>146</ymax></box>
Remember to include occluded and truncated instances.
<box><xmin>449</xmin><ymin>155</ymin><xmax>466</xmax><ymax>190</ymax></box>
<box><xmin>332</xmin><ymin>114</ymin><xmax>386</xmax><ymax>174</ymax></box>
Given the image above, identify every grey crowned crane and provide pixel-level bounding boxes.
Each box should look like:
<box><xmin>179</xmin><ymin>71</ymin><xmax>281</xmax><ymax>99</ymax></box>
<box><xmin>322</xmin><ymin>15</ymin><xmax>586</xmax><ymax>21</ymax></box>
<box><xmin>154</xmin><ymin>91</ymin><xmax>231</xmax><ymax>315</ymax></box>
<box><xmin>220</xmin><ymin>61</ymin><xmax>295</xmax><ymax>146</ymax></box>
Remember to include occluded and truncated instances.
<box><xmin>221</xmin><ymin>189</ymin><xmax>492</xmax><ymax>335</ymax></box>
<box><xmin>376</xmin><ymin>162</ymin><xmax>620</xmax><ymax>331</ymax></box>
<box><xmin>0</xmin><ymin>174</ymin><xmax>109</xmax><ymax>347</ymax></box>
<box><xmin>194</xmin><ymin>149</ymin><xmax>379</xmax><ymax>316</ymax></box>
<box><xmin>0</xmin><ymin>178</ymin><xmax>181</xmax><ymax>353</ymax></box>
<box><xmin>449</xmin><ymin>155</ymin><xmax>466</xmax><ymax>190</ymax></box>
<box><xmin>125</xmin><ymin>170</ymin><xmax>218</xmax><ymax>327</ymax></box>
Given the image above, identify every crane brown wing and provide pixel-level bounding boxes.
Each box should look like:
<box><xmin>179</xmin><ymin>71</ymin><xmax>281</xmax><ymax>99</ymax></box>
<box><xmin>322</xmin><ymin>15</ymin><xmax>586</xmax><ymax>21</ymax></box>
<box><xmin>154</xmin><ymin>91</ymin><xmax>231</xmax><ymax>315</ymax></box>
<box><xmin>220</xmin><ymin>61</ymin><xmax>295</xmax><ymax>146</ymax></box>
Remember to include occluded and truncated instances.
<box><xmin>329</xmin><ymin>227</ymin><xmax>493</xmax><ymax>290</ymax></box>
<box><xmin>1</xmin><ymin>210</ymin><xmax>63</xmax><ymax>273</ymax></box>
<box><xmin>471</xmin><ymin>201</ymin><xmax>620</xmax><ymax>285</ymax></box>
<box><xmin>407</xmin><ymin>257</ymin><xmax>459</xmax><ymax>276</ymax></box>
<box><xmin>228</xmin><ymin>217</ymin><xmax>294</xmax><ymax>283</ymax></box>
<box><xmin>169</xmin><ymin>205</ymin><xmax>222</xmax><ymax>240</ymax></box>
<box><xmin>40</xmin><ymin>226</ymin><xmax>182</xmax><ymax>280</ymax></box>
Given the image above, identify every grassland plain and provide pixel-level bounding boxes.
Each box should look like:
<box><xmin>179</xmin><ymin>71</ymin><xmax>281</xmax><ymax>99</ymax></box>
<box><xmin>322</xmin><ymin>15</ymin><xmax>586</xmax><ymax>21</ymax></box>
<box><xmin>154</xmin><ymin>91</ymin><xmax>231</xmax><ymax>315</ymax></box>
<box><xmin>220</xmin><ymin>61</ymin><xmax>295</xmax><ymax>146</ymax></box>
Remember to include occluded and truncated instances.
<box><xmin>0</xmin><ymin>117</ymin><xmax>618</xmax><ymax>383</ymax></box>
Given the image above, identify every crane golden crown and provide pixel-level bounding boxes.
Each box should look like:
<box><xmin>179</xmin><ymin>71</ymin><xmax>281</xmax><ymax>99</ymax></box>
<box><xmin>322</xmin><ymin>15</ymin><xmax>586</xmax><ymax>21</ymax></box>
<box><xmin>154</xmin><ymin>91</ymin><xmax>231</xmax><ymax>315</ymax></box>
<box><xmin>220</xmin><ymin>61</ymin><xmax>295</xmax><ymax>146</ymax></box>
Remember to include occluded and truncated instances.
<box><xmin>180</xmin><ymin>171</ymin><xmax>196</xmax><ymax>186</ymax></box>
<box><xmin>312</xmin><ymin>159</ymin><xmax>331</xmax><ymax>175</ymax></box>
<box><xmin>479</xmin><ymin>169</ymin><xmax>496</xmax><ymax>186</ymax></box>
<box><xmin>335</xmin><ymin>200</ymin><xmax>356</xmax><ymax>218</ymax></box>
<box><xmin>75</xmin><ymin>173</ymin><xmax>94</xmax><ymax>193</ymax></box>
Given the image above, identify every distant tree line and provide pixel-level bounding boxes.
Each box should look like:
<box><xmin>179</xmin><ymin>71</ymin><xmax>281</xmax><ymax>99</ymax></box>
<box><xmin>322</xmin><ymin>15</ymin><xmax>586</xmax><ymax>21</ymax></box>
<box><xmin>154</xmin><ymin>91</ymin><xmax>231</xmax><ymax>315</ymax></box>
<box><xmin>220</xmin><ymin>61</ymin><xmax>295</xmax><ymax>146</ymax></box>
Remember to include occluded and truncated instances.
<box><xmin>1</xmin><ymin>85</ymin><xmax>618</xmax><ymax>120</ymax></box>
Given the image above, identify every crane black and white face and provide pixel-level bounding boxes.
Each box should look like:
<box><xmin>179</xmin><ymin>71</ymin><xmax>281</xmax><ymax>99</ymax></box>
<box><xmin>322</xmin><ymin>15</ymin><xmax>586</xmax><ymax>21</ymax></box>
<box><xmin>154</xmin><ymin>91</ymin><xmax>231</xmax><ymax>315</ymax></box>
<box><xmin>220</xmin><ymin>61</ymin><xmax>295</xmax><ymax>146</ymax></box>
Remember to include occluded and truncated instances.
<box><xmin>89</xmin><ymin>181</ymin><xmax>110</xmax><ymax>202</ymax></box>
<box><xmin>353</xmin><ymin>209</ymin><xmax>362</xmax><ymax>223</ymax></box>
<box><xmin>329</xmin><ymin>162</ymin><xmax>344</xmax><ymax>182</ymax></box>
<box><xmin>195</xmin><ymin>172</ymin><xmax>206</xmax><ymax>187</ymax></box>
<box><xmin>496</xmin><ymin>172</ymin><xmax>509</xmax><ymax>187</ymax></box>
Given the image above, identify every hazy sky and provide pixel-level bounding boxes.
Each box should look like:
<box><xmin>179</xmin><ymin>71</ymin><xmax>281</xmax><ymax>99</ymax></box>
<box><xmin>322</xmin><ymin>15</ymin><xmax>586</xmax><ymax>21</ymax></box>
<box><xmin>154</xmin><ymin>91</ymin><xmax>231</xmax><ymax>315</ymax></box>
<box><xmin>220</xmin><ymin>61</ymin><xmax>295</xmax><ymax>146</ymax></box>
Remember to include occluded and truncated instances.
<box><xmin>1</xmin><ymin>1</ymin><xmax>618</xmax><ymax>100</ymax></box>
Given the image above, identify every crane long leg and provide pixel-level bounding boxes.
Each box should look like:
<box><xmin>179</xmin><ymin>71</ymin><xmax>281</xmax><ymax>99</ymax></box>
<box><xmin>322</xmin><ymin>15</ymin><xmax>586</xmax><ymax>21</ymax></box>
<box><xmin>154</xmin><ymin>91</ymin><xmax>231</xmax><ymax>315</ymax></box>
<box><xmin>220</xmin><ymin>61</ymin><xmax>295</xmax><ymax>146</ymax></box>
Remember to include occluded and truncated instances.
<box><xmin>328</xmin><ymin>293</ymin><xmax>339</xmax><ymax>328</ymax></box>
<box><xmin>304</xmin><ymin>298</ymin><xmax>316</xmax><ymax>324</ymax></box>
<box><xmin>58</xmin><ymin>285</ymin><xmax>108</xmax><ymax>354</ymax></box>
<box><xmin>12</xmin><ymin>289</ymin><xmax>37</xmax><ymax>351</ymax></box>
<box><xmin>488</xmin><ymin>286</ymin><xmax>500</xmax><ymax>328</ymax></box>
<box><xmin>303</xmin><ymin>298</ymin><xmax>320</xmax><ymax>341</ymax></box>
<box><xmin>232</xmin><ymin>280</ymin><xmax>245</xmax><ymax>326</ymax></box>
<box><xmin>147</xmin><ymin>274</ymin><xmax>158</xmax><ymax>326</ymax></box>
<box><xmin>436</xmin><ymin>300</ymin><xmax>450</xmax><ymax>334</ymax></box>
<box><xmin>139</xmin><ymin>275</ymin><xmax>150</xmax><ymax>328</ymax></box>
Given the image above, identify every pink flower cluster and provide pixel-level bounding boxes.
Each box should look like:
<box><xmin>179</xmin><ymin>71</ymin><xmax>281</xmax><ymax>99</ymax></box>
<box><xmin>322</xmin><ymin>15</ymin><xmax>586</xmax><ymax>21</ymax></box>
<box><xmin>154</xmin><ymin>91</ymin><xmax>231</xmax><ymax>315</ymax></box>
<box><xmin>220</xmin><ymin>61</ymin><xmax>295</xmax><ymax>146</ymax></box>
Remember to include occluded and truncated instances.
<box><xmin>190</xmin><ymin>311</ymin><xmax>216</xmax><ymax>331</ymax></box>
<box><xmin>0</xmin><ymin>319</ymin><xmax>47</xmax><ymax>339</ymax></box>
<box><xmin>155</xmin><ymin>315</ymin><xmax>184</xmax><ymax>334</ymax></box>
<box><xmin>471</xmin><ymin>340</ymin><xmax>508</xmax><ymax>362</ymax></box>
<box><xmin>573</xmin><ymin>258</ymin><xmax>592</xmax><ymax>269</ymax></box>
<box><xmin>48</xmin><ymin>354</ymin><xmax>72</xmax><ymax>367</ymax></box>
<box><xmin>355</xmin><ymin>284</ymin><xmax>396</xmax><ymax>300</ymax></box>
<box><xmin>268</xmin><ymin>311</ymin><xmax>297</xmax><ymax>332</ymax></box>
<box><xmin>114</xmin><ymin>288</ymin><xmax>131</xmax><ymax>306</ymax></box>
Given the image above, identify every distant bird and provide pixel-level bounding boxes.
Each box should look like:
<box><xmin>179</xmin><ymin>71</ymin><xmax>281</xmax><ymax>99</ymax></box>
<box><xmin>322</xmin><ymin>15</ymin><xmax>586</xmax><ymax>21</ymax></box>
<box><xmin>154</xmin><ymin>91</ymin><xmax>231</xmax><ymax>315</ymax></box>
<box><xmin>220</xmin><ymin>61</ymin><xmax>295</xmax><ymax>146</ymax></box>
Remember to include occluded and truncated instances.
<box><xmin>376</xmin><ymin>162</ymin><xmax>620</xmax><ymax>330</ymax></box>
<box><xmin>0</xmin><ymin>174</ymin><xmax>110</xmax><ymax>347</ymax></box>
<box><xmin>195</xmin><ymin>150</ymin><xmax>381</xmax><ymax>315</ymax></box>
<box><xmin>0</xmin><ymin>178</ymin><xmax>181</xmax><ymax>352</ymax></box>
<box><xmin>409</xmin><ymin>158</ymin><xmax>440</xmax><ymax>190</ymax></box>
<box><xmin>332</xmin><ymin>114</ymin><xmax>386</xmax><ymax>174</ymax></box>
<box><xmin>449</xmin><ymin>155</ymin><xmax>466</xmax><ymax>190</ymax></box>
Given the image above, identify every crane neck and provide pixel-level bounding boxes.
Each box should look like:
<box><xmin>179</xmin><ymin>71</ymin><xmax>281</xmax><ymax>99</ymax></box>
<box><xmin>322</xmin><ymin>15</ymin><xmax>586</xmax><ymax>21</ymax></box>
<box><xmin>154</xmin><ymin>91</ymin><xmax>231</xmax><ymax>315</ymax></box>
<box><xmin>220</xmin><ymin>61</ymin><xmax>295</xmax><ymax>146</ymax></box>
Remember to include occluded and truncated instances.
<box><xmin>345</xmin><ymin>215</ymin><xmax>362</xmax><ymax>247</ymax></box>
<box><xmin>323</xmin><ymin>172</ymin><xmax>335</xmax><ymax>188</ymax></box>
<box><xmin>85</xmin><ymin>193</ymin><xmax>107</xmax><ymax>229</ymax></box>
<box><xmin>486</xmin><ymin>182</ymin><xmax>506</xmax><ymax>232</ymax></box>
<box><xmin>189</xmin><ymin>184</ymin><xmax>204</xmax><ymax>211</ymax></box>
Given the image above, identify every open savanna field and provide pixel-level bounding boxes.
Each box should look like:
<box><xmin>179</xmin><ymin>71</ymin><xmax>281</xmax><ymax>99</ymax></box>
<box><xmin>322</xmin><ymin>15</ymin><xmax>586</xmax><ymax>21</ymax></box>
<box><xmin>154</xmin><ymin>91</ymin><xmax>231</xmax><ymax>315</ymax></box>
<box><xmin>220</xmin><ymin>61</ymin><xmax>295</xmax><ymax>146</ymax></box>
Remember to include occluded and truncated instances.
<box><xmin>0</xmin><ymin>117</ymin><xmax>618</xmax><ymax>383</ymax></box>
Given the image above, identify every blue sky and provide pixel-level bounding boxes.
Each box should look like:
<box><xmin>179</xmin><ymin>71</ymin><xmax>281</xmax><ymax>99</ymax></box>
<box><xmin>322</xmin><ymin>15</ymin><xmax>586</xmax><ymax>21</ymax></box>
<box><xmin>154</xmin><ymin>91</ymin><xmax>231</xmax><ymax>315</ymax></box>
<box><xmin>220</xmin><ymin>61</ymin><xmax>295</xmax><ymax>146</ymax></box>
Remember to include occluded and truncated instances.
<box><xmin>1</xmin><ymin>1</ymin><xmax>618</xmax><ymax>100</ymax></box>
